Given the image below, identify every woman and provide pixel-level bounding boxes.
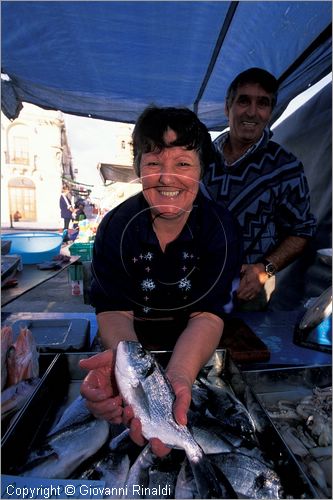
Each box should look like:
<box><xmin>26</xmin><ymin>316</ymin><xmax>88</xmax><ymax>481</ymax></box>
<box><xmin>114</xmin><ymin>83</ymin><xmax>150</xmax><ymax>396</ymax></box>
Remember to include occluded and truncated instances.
<box><xmin>80</xmin><ymin>106</ymin><xmax>242</xmax><ymax>456</ymax></box>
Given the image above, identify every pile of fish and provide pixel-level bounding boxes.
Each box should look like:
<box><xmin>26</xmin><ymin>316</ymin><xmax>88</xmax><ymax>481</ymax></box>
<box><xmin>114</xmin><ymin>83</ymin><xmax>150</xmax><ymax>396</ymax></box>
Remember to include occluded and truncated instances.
<box><xmin>266</xmin><ymin>386</ymin><xmax>332</xmax><ymax>498</ymax></box>
<box><xmin>11</xmin><ymin>341</ymin><xmax>287</xmax><ymax>498</ymax></box>
<box><xmin>1</xmin><ymin>325</ymin><xmax>40</xmax><ymax>421</ymax></box>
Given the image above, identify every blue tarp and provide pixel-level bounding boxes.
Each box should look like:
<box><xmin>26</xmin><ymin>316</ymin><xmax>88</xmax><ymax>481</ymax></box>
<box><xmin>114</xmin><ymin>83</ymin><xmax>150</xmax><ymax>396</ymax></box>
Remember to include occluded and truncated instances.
<box><xmin>1</xmin><ymin>1</ymin><xmax>332</xmax><ymax>128</ymax></box>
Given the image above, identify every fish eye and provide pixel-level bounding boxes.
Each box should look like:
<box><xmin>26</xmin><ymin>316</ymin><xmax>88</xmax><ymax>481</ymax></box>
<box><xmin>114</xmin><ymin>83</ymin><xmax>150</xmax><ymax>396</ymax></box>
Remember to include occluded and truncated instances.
<box><xmin>137</xmin><ymin>348</ymin><xmax>146</xmax><ymax>359</ymax></box>
<box><xmin>144</xmin><ymin>363</ymin><xmax>155</xmax><ymax>378</ymax></box>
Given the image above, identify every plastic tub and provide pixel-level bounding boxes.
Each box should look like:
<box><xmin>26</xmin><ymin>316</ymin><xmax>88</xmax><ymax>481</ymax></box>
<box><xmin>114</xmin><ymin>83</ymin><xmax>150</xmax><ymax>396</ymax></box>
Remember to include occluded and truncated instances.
<box><xmin>1</xmin><ymin>232</ymin><xmax>63</xmax><ymax>264</ymax></box>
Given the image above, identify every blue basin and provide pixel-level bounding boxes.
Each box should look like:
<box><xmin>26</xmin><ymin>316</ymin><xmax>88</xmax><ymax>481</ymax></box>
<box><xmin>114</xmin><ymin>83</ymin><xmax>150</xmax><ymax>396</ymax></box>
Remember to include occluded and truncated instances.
<box><xmin>1</xmin><ymin>232</ymin><xmax>63</xmax><ymax>264</ymax></box>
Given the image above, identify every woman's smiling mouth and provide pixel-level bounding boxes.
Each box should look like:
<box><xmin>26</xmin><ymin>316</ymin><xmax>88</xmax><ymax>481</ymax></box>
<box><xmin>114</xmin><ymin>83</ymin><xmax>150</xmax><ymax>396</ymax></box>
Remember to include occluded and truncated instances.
<box><xmin>158</xmin><ymin>189</ymin><xmax>181</xmax><ymax>198</ymax></box>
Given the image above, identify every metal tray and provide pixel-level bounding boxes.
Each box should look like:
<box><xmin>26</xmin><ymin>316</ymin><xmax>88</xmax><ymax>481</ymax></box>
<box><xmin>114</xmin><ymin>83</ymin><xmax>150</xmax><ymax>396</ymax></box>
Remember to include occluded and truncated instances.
<box><xmin>1</xmin><ymin>351</ymin><xmax>319</xmax><ymax>498</ymax></box>
<box><xmin>242</xmin><ymin>365</ymin><xmax>332</xmax><ymax>498</ymax></box>
<box><xmin>11</xmin><ymin>318</ymin><xmax>91</xmax><ymax>352</ymax></box>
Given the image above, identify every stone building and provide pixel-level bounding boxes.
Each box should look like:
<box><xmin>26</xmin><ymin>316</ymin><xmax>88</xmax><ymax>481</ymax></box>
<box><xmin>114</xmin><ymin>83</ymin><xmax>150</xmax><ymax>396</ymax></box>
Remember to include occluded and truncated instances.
<box><xmin>1</xmin><ymin>103</ymin><xmax>74</xmax><ymax>229</ymax></box>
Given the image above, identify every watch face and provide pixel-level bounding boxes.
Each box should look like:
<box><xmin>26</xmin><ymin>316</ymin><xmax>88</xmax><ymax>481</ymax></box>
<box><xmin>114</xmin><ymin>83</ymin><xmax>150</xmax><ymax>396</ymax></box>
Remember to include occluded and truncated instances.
<box><xmin>266</xmin><ymin>263</ymin><xmax>275</xmax><ymax>276</ymax></box>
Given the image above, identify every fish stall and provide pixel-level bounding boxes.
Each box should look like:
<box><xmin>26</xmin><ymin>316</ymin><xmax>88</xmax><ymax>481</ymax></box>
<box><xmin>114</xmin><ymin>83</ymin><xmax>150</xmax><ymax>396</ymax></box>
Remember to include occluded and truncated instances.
<box><xmin>1</xmin><ymin>341</ymin><xmax>331</xmax><ymax>499</ymax></box>
<box><xmin>2</xmin><ymin>0</ymin><xmax>332</xmax><ymax>497</ymax></box>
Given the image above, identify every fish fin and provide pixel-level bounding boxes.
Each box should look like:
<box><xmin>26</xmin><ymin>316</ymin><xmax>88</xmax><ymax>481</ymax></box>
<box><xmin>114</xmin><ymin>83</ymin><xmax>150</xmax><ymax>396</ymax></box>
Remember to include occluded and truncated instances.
<box><xmin>132</xmin><ymin>381</ymin><xmax>152</xmax><ymax>419</ymax></box>
<box><xmin>46</xmin><ymin>414</ymin><xmax>96</xmax><ymax>439</ymax></box>
<box><xmin>109</xmin><ymin>428</ymin><xmax>130</xmax><ymax>450</ymax></box>
<box><xmin>190</xmin><ymin>454</ymin><xmax>238</xmax><ymax>499</ymax></box>
<box><xmin>17</xmin><ymin>449</ymin><xmax>59</xmax><ymax>474</ymax></box>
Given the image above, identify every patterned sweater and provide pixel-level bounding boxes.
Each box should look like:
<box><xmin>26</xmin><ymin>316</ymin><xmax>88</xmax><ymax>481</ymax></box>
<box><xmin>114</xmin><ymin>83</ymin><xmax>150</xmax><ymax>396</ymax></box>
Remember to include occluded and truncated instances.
<box><xmin>203</xmin><ymin>129</ymin><xmax>317</xmax><ymax>264</ymax></box>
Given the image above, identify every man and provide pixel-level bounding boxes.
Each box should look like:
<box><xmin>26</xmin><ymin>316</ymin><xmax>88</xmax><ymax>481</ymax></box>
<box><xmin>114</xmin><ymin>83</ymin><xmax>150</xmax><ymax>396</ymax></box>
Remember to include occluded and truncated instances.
<box><xmin>203</xmin><ymin>67</ymin><xmax>316</xmax><ymax>310</ymax></box>
<box><xmin>59</xmin><ymin>185</ymin><xmax>74</xmax><ymax>242</ymax></box>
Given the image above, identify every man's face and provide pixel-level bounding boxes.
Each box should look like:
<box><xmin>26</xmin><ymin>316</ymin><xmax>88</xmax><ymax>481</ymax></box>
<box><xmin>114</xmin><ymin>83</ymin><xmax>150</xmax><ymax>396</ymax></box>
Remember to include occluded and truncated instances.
<box><xmin>226</xmin><ymin>82</ymin><xmax>274</xmax><ymax>145</ymax></box>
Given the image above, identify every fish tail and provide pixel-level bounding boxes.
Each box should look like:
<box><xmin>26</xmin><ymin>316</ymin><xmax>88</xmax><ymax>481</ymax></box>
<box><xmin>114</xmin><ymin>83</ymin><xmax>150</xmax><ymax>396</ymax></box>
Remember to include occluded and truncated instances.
<box><xmin>190</xmin><ymin>454</ymin><xmax>238</xmax><ymax>499</ymax></box>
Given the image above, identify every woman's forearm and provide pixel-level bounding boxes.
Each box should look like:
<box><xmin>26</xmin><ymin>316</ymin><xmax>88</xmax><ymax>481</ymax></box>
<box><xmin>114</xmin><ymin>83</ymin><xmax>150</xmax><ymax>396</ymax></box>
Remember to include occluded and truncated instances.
<box><xmin>167</xmin><ymin>312</ymin><xmax>223</xmax><ymax>385</ymax></box>
<box><xmin>97</xmin><ymin>311</ymin><xmax>138</xmax><ymax>350</ymax></box>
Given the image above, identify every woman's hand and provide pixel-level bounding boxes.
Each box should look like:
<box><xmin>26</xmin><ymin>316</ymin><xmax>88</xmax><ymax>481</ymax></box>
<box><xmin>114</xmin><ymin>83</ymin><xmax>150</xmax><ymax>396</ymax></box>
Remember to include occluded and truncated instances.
<box><xmin>80</xmin><ymin>349</ymin><xmax>192</xmax><ymax>458</ymax></box>
<box><xmin>123</xmin><ymin>370</ymin><xmax>192</xmax><ymax>458</ymax></box>
<box><xmin>167</xmin><ymin>370</ymin><xmax>192</xmax><ymax>427</ymax></box>
<box><xmin>79</xmin><ymin>350</ymin><xmax>123</xmax><ymax>424</ymax></box>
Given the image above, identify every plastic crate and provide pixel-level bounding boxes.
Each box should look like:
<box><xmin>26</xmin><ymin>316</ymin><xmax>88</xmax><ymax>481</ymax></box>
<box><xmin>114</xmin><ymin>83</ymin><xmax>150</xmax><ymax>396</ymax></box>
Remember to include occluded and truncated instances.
<box><xmin>68</xmin><ymin>241</ymin><xmax>93</xmax><ymax>262</ymax></box>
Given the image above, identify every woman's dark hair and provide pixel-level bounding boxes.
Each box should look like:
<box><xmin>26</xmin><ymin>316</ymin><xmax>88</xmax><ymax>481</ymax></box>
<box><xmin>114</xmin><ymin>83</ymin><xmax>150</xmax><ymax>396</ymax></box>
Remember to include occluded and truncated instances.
<box><xmin>226</xmin><ymin>67</ymin><xmax>279</xmax><ymax>109</ymax></box>
<box><xmin>132</xmin><ymin>106</ymin><xmax>214</xmax><ymax>177</ymax></box>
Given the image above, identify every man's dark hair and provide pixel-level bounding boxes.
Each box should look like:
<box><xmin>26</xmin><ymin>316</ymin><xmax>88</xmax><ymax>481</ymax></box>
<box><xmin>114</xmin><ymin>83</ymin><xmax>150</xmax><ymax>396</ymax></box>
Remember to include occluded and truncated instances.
<box><xmin>226</xmin><ymin>67</ymin><xmax>279</xmax><ymax>109</ymax></box>
<box><xmin>132</xmin><ymin>106</ymin><xmax>214</xmax><ymax>177</ymax></box>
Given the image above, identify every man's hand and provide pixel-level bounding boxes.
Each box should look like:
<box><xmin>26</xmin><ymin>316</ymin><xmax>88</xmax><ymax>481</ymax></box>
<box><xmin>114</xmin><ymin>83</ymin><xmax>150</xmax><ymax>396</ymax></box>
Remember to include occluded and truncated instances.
<box><xmin>237</xmin><ymin>263</ymin><xmax>268</xmax><ymax>301</ymax></box>
<box><xmin>79</xmin><ymin>350</ymin><xmax>123</xmax><ymax>423</ymax></box>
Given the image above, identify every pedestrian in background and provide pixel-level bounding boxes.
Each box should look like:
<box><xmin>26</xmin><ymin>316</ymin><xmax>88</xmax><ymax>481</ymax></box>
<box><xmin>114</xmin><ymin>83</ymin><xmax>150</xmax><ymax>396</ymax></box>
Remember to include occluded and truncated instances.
<box><xmin>73</xmin><ymin>201</ymin><xmax>87</xmax><ymax>225</ymax></box>
<box><xmin>59</xmin><ymin>185</ymin><xmax>74</xmax><ymax>242</ymax></box>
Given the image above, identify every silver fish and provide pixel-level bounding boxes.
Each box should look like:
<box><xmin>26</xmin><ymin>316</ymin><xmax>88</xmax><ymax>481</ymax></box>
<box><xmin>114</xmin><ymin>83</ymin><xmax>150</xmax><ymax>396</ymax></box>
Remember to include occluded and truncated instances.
<box><xmin>209</xmin><ymin>452</ymin><xmax>284</xmax><ymax>499</ymax></box>
<box><xmin>124</xmin><ymin>446</ymin><xmax>182</xmax><ymax>499</ymax></box>
<box><xmin>110</xmin><ymin>428</ymin><xmax>131</xmax><ymax>450</ymax></box>
<box><xmin>190</xmin><ymin>383</ymin><xmax>209</xmax><ymax>413</ymax></box>
<box><xmin>145</xmin><ymin>464</ymin><xmax>179</xmax><ymax>499</ymax></box>
<box><xmin>188</xmin><ymin>411</ymin><xmax>233</xmax><ymax>454</ymax></box>
<box><xmin>48</xmin><ymin>395</ymin><xmax>92</xmax><ymax>435</ymax></box>
<box><xmin>1</xmin><ymin>378</ymin><xmax>40</xmax><ymax>420</ymax></box>
<box><xmin>115</xmin><ymin>341</ymin><xmax>237</xmax><ymax>499</ymax></box>
<box><xmin>20</xmin><ymin>417</ymin><xmax>110</xmax><ymax>478</ymax></box>
<box><xmin>123</xmin><ymin>444</ymin><xmax>159</xmax><ymax>499</ymax></box>
<box><xmin>243</xmin><ymin>385</ymin><xmax>269</xmax><ymax>434</ymax></box>
<box><xmin>145</xmin><ymin>450</ymin><xmax>183</xmax><ymax>499</ymax></box>
<box><xmin>79</xmin><ymin>449</ymin><xmax>131</xmax><ymax>499</ymax></box>
<box><xmin>199</xmin><ymin>376</ymin><xmax>257</xmax><ymax>443</ymax></box>
<box><xmin>174</xmin><ymin>459</ymin><xmax>200</xmax><ymax>499</ymax></box>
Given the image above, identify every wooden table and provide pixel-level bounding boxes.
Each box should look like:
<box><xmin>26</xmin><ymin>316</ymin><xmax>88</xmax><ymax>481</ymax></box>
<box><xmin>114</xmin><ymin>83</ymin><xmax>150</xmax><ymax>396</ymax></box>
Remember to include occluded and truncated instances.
<box><xmin>1</xmin><ymin>256</ymin><xmax>80</xmax><ymax>307</ymax></box>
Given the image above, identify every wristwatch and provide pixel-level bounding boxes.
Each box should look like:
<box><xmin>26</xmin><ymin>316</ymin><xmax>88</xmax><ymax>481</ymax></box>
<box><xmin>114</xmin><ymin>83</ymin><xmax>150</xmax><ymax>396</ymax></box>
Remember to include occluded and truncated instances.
<box><xmin>260</xmin><ymin>258</ymin><xmax>276</xmax><ymax>277</ymax></box>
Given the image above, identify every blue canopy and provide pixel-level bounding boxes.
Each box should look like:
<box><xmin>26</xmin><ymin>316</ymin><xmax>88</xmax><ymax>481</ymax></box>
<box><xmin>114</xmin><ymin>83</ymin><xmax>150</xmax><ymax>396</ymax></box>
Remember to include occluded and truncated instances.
<box><xmin>1</xmin><ymin>1</ymin><xmax>331</xmax><ymax>128</ymax></box>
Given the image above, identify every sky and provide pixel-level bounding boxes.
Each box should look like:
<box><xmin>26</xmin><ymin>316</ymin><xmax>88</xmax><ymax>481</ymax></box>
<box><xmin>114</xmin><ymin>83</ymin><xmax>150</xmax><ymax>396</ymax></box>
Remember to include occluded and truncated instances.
<box><xmin>64</xmin><ymin>116</ymin><xmax>134</xmax><ymax>187</ymax></box>
<box><xmin>64</xmin><ymin>73</ymin><xmax>332</xmax><ymax>187</ymax></box>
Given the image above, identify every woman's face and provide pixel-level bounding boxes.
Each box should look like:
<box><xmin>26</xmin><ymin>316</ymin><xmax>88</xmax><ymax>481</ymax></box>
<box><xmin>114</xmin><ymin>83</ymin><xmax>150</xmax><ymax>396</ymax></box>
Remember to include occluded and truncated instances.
<box><xmin>140</xmin><ymin>129</ymin><xmax>201</xmax><ymax>221</ymax></box>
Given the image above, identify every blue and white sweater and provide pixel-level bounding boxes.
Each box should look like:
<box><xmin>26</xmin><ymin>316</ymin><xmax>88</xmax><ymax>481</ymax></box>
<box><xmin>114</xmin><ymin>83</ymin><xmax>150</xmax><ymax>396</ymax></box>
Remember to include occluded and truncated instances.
<box><xmin>203</xmin><ymin>129</ymin><xmax>317</xmax><ymax>264</ymax></box>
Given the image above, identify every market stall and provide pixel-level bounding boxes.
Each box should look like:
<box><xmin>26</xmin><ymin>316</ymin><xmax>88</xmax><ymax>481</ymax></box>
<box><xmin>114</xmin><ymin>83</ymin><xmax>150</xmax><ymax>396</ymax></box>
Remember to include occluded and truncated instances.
<box><xmin>1</xmin><ymin>1</ymin><xmax>331</xmax><ymax>498</ymax></box>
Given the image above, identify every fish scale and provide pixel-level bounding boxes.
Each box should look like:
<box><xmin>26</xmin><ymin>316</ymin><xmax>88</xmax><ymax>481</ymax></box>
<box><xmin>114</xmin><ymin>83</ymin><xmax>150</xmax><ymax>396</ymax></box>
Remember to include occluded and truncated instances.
<box><xmin>20</xmin><ymin>417</ymin><xmax>110</xmax><ymax>479</ymax></box>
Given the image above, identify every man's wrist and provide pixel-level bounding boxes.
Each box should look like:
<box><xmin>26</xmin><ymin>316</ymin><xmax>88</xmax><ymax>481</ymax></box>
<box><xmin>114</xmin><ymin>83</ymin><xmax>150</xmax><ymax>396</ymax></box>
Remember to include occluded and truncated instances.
<box><xmin>259</xmin><ymin>258</ymin><xmax>277</xmax><ymax>277</ymax></box>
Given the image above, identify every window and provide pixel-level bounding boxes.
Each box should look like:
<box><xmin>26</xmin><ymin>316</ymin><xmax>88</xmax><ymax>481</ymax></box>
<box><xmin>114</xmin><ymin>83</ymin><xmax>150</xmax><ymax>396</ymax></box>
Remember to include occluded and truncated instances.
<box><xmin>8</xmin><ymin>124</ymin><xmax>30</xmax><ymax>165</ymax></box>
<box><xmin>12</xmin><ymin>136</ymin><xmax>29</xmax><ymax>164</ymax></box>
<box><xmin>8</xmin><ymin>177</ymin><xmax>36</xmax><ymax>221</ymax></box>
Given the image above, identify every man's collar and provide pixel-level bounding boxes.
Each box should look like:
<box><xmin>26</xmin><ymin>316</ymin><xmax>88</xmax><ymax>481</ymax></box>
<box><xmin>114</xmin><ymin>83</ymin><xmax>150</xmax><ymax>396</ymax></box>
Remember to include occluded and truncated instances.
<box><xmin>215</xmin><ymin>127</ymin><xmax>271</xmax><ymax>166</ymax></box>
